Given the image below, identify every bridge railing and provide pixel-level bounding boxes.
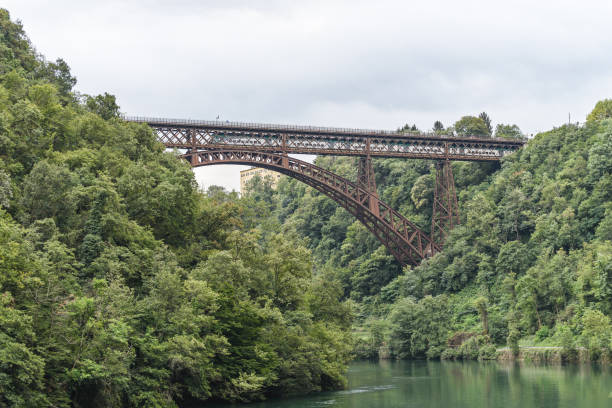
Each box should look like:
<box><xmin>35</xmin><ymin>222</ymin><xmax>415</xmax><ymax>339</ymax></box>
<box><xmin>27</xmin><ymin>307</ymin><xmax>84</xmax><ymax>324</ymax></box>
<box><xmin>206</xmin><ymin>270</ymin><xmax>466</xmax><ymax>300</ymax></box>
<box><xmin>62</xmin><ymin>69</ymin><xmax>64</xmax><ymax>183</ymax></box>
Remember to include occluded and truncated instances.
<box><xmin>123</xmin><ymin>115</ymin><xmax>525</xmax><ymax>143</ymax></box>
<box><xmin>123</xmin><ymin>115</ymin><xmax>400</xmax><ymax>135</ymax></box>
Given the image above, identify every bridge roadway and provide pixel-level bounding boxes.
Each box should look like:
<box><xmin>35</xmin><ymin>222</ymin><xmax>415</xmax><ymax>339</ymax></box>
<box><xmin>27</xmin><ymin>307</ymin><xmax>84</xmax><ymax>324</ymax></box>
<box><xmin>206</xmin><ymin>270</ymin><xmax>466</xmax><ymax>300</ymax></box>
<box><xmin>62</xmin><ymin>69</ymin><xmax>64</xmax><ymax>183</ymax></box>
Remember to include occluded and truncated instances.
<box><xmin>125</xmin><ymin>117</ymin><xmax>525</xmax><ymax>162</ymax></box>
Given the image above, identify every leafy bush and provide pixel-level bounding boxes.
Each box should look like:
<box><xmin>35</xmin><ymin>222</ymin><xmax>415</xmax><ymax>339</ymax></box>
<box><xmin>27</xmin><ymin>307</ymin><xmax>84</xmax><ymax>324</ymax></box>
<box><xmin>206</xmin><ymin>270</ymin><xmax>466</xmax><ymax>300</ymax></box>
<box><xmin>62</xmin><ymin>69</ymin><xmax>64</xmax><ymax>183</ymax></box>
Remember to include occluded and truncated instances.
<box><xmin>478</xmin><ymin>344</ymin><xmax>498</xmax><ymax>360</ymax></box>
<box><xmin>535</xmin><ymin>326</ymin><xmax>550</xmax><ymax>341</ymax></box>
<box><xmin>440</xmin><ymin>348</ymin><xmax>459</xmax><ymax>360</ymax></box>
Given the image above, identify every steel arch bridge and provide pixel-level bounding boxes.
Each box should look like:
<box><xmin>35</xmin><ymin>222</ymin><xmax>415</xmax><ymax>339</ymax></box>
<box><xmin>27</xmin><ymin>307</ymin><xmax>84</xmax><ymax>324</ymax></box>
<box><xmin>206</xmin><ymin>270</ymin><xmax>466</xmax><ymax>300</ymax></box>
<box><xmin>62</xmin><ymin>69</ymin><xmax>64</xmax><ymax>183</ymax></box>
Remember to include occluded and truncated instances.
<box><xmin>125</xmin><ymin>117</ymin><xmax>526</xmax><ymax>266</ymax></box>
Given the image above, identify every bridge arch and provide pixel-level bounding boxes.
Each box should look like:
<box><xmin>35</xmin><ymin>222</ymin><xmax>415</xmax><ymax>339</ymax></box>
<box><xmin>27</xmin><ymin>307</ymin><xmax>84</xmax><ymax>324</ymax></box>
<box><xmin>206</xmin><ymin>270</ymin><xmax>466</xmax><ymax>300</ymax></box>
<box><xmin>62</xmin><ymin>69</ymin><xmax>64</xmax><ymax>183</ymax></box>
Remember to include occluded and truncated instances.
<box><xmin>187</xmin><ymin>149</ymin><xmax>439</xmax><ymax>266</ymax></box>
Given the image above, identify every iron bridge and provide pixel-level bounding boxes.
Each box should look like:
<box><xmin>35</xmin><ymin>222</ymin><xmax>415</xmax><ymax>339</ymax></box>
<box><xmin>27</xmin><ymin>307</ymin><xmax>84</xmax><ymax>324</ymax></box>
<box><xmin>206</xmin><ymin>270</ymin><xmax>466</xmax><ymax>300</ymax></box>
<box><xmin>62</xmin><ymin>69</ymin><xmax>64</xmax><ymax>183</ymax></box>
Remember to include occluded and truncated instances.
<box><xmin>125</xmin><ymin>116</ymin><xmax>526</xmax><ymax>266</ymax></box>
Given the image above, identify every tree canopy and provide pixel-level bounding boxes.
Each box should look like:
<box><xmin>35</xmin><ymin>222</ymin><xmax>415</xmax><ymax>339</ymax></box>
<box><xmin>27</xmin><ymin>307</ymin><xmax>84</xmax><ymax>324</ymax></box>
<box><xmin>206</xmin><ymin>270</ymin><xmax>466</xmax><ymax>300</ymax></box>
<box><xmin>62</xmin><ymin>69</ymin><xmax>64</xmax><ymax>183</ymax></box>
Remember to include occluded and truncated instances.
<box><xmin>247</xmin><ymin>104</ymin><xmax>612</xmax><ymax>362</ymax></box>
<box><xmin>454</xmin><ymin>115</ymin><xmax>491</xmax><ymax>137</ymax></box>
<box><xmin>0</xmin><ymin>9</ymin><xmax>352</xmax><ymax>406</ymax></box>
<box><xmin>587</xmin><ymin>98</ymin><xmax>612</xmax><ymax>122</ymax></box>
<box><xmin>0</xmin><ymin>8</ymin><xmax>610</xmax><ymax>407</ymax></box>
<box><xmin>495</xmin><ymin>123</ymin><xmax>524</xmax><ymax>140</ymax></box>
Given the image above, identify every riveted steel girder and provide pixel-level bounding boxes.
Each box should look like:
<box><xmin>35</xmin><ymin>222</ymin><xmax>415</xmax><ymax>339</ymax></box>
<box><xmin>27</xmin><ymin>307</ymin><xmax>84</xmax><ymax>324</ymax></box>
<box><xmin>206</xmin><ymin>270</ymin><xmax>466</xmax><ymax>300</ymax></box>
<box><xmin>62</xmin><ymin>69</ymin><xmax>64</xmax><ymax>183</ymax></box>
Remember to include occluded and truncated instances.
<box><xmin>432</xmin><ymin>160</ymin><xmax>460</xmax><ymax>245</ymax></box>
<box><xmin>185</xmin><ymin>149</ymin><xmax>440</xmax><ymax>266</ymax></box>
<box><xmin>126</xmin><ymin>117</ymin><xmax>525</xmax><ymax>162</ymax></box>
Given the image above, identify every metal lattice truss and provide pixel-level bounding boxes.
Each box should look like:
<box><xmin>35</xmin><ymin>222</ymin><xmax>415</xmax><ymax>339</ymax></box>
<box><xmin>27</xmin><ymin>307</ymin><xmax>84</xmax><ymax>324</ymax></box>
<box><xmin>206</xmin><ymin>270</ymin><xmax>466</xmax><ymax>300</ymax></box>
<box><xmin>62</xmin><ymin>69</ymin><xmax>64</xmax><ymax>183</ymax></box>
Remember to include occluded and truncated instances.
<box><xmin>432</xmin><ymin>160</ymin><xmax>460</xmax><ymax>245</ymax></box>
<box><xmin>126</xmin><ymin>117</ymin><xmax>525</xmax><ymax>162</ymax></box>
<box><xmin>187</xmin><ymin>150</ymin><xmax>440</xmax><ymax>266</ymax></box>
<box><xmin>125</xmin><ymin>116</ymin><xmax>526</xmax><ymax>266</ymax></box>
<box><xmin>358</xmin><ymin>156</ymin><xmax>378</xmax><ymax>193</ymax></box>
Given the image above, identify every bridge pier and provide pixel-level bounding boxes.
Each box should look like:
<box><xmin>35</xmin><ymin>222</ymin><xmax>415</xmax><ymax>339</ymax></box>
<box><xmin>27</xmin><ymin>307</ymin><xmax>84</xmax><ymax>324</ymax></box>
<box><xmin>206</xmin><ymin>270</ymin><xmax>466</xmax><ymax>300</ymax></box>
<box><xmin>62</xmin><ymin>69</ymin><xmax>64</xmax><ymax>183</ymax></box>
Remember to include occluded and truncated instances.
<box><xmin>357</xmin><ymin>156</ymin><xmax>379</xmax><ymax>216</ymax></box>
<box><xmin>432</xmin><ymin>160</ymin><xmax>460</xmax><ymax>245</ymax></box>
<box><xmin>189</xmin><ymin>128</ymin><xmax>198</xmax><ymax>166</ymax></box>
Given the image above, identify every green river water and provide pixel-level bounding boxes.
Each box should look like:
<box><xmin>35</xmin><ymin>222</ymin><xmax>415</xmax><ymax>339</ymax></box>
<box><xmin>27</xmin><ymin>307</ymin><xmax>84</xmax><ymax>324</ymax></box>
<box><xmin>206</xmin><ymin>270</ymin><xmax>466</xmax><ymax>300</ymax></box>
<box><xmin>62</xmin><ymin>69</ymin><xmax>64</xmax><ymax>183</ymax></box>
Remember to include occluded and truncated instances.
<box><xmin>209</xmin><ymin>360</ymin><xmax>611</xmax><ymax>408</ymax></box>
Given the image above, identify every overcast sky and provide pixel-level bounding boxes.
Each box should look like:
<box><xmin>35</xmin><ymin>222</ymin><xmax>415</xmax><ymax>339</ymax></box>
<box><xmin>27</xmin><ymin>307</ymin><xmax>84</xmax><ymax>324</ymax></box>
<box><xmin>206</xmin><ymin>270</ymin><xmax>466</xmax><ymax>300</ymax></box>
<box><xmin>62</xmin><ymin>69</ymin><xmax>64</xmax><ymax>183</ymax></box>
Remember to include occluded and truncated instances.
<box><xmin>5</xmin><ymin>0</ymin><xmax>612</xmax><ymax>191</ymax></box>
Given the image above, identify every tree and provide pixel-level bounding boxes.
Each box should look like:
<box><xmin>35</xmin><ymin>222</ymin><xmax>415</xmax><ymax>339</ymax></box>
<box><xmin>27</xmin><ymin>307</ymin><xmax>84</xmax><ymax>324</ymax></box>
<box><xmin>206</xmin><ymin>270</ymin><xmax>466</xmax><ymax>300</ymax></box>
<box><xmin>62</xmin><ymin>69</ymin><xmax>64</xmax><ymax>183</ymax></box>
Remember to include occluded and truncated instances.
<box><xmin>433</xmin><ymin>121</ymin><xmax>444</xmax><ymax>132</ymax></box>
<box><xmin>586</xmin><ymin>99</ymin><xmax>612</xmax><ymax>121</ymax></box>
<box><xmin>474</xmin><ymin>296</ymin><xmax>489</xmax><ymax>335</ymax></box>
<box><xmin>478</xmin><ymin>112</ymin><xmax>492</xmax><ymax>135</ymax></box>
<box><xmin>21</xmin><ymin>161</ymin><xmax>78</xmax><ymax>228</ymax></box>
<box><xmin>398</xmin><ymin>123</ymin><xmax>419</xmax><ymax>133</ymax></box>
<box><xmin>350</xmin><ymin>246</ymin><xmax>398</xmax><ymax>300</ymax></box>
<box><xmin>495</xmin><ymin>124</ymin><xmax>524</xmax><ymax>140</ymax></box>
<box><xmin>85</xmin><ymin>92</ymin><xmax>120</xmax><ymax>120</ymax></box>
<box><xmin>575</xmin><ymin>241</ymin><xmax>612</xmax><ymax>315</ymax></box>
<box><xmin>580</xmin><ymin>309</ymin><xmax>611</xmax><ymax>359</ymax></box>
<box><xmin>410</xmin><ymin>174</ymin><xmax>432</xmax><ymax>209</ymax></box>
<box><xmin>0</xmin><ymin>168</ymin><xmax>11</xmax><ymax>208</ymax></box>
<box><xmin>516</xmin><ymin>274</ymin><xmax>541</xmax><ymax>332</ymax></box>
<box><xmin>266</xmin><ymin>233</ymin><xmax>312</xmax><ymax>311</ymax></box>
<box><xmin>0</xmin><ymin>9</ymin><xmax>38</xmax><ymax>72</ymax></box>
<box><xmin>0</xmin><ymin>294</ymin><xmax>48</xmax><ymax>407</ymax></box>
<box><xmin>389</xmin><ymin>295</ymin><xmax>450</xmax><ymax>358</ymax></box>
<box><xmin>47</xmin><ymin>58</ymin><xmax>76</xmax><ymax>97</ymax></box>
<box><xmin>454</xmin><ymin>116</ymin><xmax>490</xmax><ymax>137</ymax></box>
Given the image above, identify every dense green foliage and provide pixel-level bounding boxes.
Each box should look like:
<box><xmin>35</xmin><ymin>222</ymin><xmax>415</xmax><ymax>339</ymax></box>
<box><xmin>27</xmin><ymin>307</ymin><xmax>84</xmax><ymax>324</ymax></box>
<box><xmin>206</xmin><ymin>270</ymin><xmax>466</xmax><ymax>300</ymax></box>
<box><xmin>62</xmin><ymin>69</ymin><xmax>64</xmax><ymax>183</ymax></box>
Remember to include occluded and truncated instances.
<box><xmin>246</xmin><ymin>111</ymin><xmax>611</xmax><ymax>363</ymax></box>
<box><xmin>1</xmin><ymin>6</ymin><xmax>610</xmax><ymax>406</ymax></box>
<box><xmin>0</xmin><ymin>10</ymin><xmax>352</xmax><ymax>407</ymax></box>
<box><xmin>494</xmin><ymin>123</ymin><xmax>524</xmax><ymax>140</ymax></box>
<box><xmin>454</xmin><ymin>115</ymin><xmax>491</xmax><ymax>137</ymax></box>
<box><xmin>586</xmin><ymin>98</ymin><xmax>612</xmax><ymax>122</ymax></box>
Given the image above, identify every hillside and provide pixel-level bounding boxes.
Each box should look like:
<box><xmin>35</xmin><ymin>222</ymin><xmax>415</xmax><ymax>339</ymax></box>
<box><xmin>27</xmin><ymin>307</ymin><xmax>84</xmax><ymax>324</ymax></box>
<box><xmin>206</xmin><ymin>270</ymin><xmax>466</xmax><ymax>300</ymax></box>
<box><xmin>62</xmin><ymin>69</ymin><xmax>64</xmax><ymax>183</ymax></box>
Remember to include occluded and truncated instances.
<box><xmin>0</xmin><ymin>6</ymin><xmax>610</xmax><ymax>408</ymax></box>
<box><xmin>246</xmin><ymin>105</ymin><xmax>611</xmax><ymax>360</ymax></box>
<box><xmin>0</xmin><ymin>9</ymin><xmax>352</xmax><ymax>407</ymax></box>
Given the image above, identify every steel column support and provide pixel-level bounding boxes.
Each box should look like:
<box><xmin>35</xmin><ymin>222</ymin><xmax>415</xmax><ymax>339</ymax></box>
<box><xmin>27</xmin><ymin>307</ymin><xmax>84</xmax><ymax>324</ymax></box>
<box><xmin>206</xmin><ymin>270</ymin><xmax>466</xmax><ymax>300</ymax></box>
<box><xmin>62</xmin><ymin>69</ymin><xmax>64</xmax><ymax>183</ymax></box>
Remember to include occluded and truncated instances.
<box><xmin>431</xmin><ymin>160</ymin><xmax>460</xmax><ymax>245</ymax></box>
<box><xmin>357</xmin><ymin>152</ymin><xmax>379</xmax><ymax>216</ymax></box>
<box><xmin>281</xmin><ymin>134</ymin><xmax>289</xmax><ymax>167</ymax></box>
<box><xmin>184</xmin><ymin>128</ymin><xmax>198</xmax><ymax>166</ymax></box>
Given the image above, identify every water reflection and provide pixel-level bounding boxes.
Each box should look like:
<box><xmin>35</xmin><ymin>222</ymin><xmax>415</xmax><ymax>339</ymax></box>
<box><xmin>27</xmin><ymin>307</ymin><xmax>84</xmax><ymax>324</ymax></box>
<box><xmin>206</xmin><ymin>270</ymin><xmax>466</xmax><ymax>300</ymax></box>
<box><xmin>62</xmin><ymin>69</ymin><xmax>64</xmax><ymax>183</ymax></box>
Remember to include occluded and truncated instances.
<box><xmin>207</xmin><ymin>360</ymin><xmax>611</xmax><ymax>408</ymax></box>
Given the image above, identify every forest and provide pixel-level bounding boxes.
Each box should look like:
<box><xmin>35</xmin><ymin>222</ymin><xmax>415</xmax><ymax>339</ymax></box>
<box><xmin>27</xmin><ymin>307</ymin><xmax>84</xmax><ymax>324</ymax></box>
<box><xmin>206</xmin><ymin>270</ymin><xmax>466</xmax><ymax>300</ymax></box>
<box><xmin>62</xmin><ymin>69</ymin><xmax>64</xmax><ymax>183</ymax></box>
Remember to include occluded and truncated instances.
<box><xmin>0</xmin><ymin>7</ymin><xmax>610</xmax><ymax>408</ymax></box>
<box><xmin>0</xmin><ymin>10</ymin><xmax>351</xmax><ymax>407</ymax></box>
<box><xmin>247</xmin><ymin>108</ymin><xmax>611</xmax><ymax>363</ymax></box>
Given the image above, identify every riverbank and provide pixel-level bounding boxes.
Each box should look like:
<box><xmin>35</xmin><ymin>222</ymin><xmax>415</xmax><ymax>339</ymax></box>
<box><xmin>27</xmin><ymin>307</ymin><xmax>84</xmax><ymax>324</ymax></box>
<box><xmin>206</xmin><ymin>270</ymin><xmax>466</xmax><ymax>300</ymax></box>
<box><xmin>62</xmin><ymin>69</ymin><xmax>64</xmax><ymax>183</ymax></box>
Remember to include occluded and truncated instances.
<box><xmin>496</xmin><ymin>346</ymin><xmax>611</xmax><ymax>364</ymax></box>
<box><xmin>359</xmin><ymin>343</ymin><xmax>610</xmax><ymax>365</ymax></box>
<box><xmin>205</xmin><ymin>360</ymin><xmax>612</xmax><ymax>408</ymax></box>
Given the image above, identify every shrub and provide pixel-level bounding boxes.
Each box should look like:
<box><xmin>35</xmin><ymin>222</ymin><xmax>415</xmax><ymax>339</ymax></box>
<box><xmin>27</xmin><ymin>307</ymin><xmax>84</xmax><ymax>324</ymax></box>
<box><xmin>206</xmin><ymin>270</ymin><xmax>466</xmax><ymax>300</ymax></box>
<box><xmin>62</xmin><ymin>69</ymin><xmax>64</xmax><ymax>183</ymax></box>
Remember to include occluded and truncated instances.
<box><xmin>440</xmin><ymin>348</ymin><xmax>459</xmax><ymax>360</ymax></box>
<box><xmin>580</xmin><ymin>309</ymin><xmax>611</xmax><ymax>362</ymax></box>
<box><xmin>556</xmin><ymin>324</ymin><xmax>577</xmax><ymax>362</ymax></box>
<box><xmin>426</xmin><ymin>345</ymin><xmax>445</xmax><ymax>360</ymax></box>
<box><xmin>507</xmin><ymin>327</ymin><xmax>520</xmax><ymax>357</ymax></box>
<box><xmin>459</xmin><ymin>337</ymin><xmax>480</xmax><ymax>360</ymax></box>
<box><xmin>478</xmin><ymin>344</ymin><xmax>498</xmax><ymax>360</ymax></box>
<box><xmin>535</xmin><ymin>326</ymin><xmax>550</xmax><ymax>341</ymax></box>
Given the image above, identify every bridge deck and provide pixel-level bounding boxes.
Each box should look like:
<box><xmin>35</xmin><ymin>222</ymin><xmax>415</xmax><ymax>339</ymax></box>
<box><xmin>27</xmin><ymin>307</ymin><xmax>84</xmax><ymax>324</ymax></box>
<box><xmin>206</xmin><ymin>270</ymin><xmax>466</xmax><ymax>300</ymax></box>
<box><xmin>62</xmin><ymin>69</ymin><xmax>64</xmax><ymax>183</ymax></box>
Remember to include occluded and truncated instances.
<box><xmin>125</xmin><ymin>116</ymin><xmax>525</xmax><ymax>161</ymax></box>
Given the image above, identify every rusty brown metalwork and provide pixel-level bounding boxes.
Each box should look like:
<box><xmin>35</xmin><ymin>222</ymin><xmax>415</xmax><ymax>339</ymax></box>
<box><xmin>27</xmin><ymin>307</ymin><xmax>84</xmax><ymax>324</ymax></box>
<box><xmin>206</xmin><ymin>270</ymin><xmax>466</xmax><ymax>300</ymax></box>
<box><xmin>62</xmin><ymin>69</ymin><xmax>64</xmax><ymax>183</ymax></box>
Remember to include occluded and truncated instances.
<box><xmin>357</xmin><ymin>155</ymin><xmax>379</xmax><ymax>217</ymax></box>
<box><xmin>126</xmin><ymin>116</ymin><xmax>525</xmax><ymax>266</ymax></box>
<box><xmin>357</xmin><ymin>156</ymin><xmax>377</xmax><ymax>193</ymax></box>
<box><xmin>126</xmin><ymin>117</ymin><xmax>525</xmax><ymax>162</ymax></box>
<box><xmin>432</xmin><ymin>160</ymin><xmax>460</xmax><ymax>245</ymax></box>
<box><xmin>186</xmin><ymin>149</ymin><xmax>439</xmax><ymax>266</ymax></box>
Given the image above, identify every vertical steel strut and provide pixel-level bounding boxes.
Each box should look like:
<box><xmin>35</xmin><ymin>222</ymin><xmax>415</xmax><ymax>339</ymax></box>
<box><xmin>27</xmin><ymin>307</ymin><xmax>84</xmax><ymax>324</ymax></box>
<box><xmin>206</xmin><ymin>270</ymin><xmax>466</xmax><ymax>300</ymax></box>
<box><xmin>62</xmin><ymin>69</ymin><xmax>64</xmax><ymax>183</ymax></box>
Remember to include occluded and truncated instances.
<box><xmin>357</xmin><ymin>155</ymin><xmax>379</xmax><ymax>216</ymax></box>
<box><xmin>431</xmin><ymin>160</ymin><xmax>460</xmax><ymax>245</ymax></box>
<box><xmin>357</xmin><ymin>156</ymin><xmax>377</xmax><ymax>193</ymax></box>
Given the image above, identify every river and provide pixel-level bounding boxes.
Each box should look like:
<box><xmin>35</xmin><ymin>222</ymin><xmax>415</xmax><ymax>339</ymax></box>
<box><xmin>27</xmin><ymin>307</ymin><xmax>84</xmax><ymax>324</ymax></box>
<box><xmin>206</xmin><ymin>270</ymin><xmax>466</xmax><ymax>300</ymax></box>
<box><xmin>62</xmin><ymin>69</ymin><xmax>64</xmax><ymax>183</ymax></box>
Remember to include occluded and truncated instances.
<box><xmin>208</xmin><ymin>360</ymin><xmax>611</xmax><ymax>408</ymax></box>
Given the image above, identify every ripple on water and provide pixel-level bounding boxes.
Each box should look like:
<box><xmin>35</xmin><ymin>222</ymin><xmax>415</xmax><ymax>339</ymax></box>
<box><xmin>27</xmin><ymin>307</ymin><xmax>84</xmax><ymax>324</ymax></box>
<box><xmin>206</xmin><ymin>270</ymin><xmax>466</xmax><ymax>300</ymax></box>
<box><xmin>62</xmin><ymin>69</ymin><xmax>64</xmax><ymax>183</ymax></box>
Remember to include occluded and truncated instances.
<box><xmin>337</xmin><ymin>384</ymin><xmax>395</xmax><ymax>395</ymax></box>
